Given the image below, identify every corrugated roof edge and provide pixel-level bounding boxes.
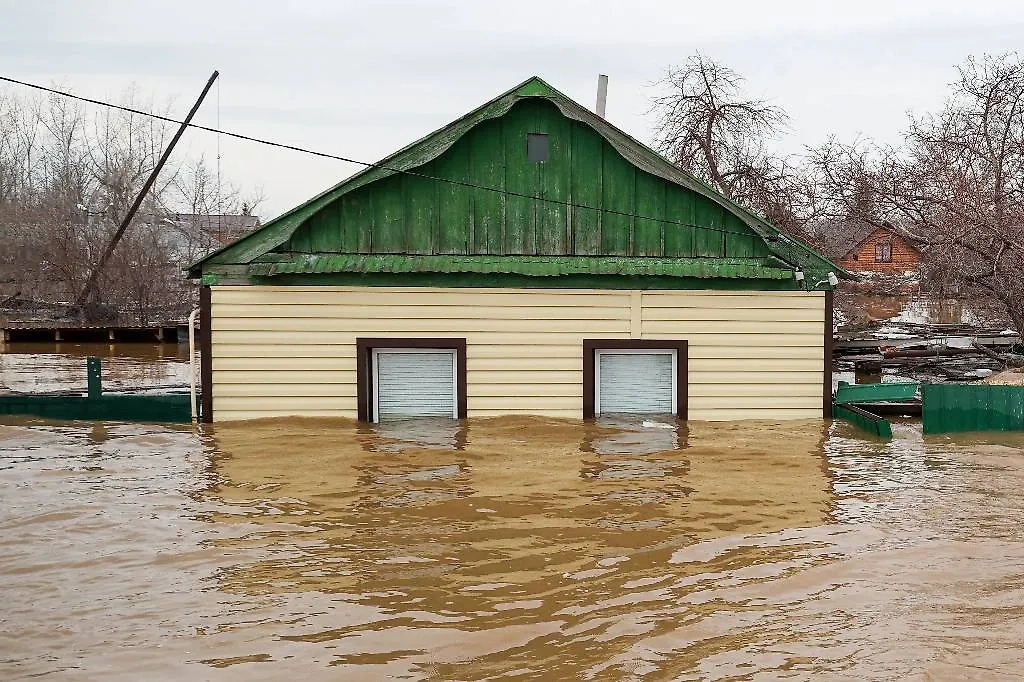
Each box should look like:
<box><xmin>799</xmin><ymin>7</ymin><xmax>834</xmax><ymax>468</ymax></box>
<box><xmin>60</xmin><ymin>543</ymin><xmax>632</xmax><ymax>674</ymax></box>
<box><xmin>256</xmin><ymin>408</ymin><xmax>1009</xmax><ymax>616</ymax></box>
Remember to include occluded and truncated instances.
<box><xmin>246</xmin><ymin>254</ymin><xmax>796</xmax><ymax>280</ymax></box>
<box><xmin>189</xmin><ymin>76</ymin><xmax>849</xmax><ymax>282</ymax></box>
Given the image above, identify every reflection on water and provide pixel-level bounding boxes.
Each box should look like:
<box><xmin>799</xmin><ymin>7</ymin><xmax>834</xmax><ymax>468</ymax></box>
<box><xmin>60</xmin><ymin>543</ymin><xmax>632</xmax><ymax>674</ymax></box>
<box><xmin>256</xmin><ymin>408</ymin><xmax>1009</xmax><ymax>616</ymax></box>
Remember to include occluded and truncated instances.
<box><xmin>843</xmin><ymin>294</ymin><xmax>1004</xmax><ymax>330</ymax></box>
<box><xmin>365</xmin><ymin>417</ymin><xmax>468</xmax><ymax>452</ymax></box>
<box><xmin>896</xmin><ymin>297</ymin><xmax>971</xmax><ymax>326</ymax></box>
<box><xmin>3</xmin><ymin>415</ymin><xmax>1024</xmax><ymax>680</ymax></box>
<box><xmin>586</xmin><ymin>416</ymin><xmax>686</xmax><ymax>455</ymax></box>
<box><xmin>0</xmin><ymin>343</ymin><xmax>191</xmax><ymax>393</ymax></box>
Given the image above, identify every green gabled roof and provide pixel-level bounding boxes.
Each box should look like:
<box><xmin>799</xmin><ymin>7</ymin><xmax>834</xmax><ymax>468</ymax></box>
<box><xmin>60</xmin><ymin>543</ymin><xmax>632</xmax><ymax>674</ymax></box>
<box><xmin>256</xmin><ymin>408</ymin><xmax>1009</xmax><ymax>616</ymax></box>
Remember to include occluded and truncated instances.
<box><xmin>190</xmin><ymin>76</ymin><xmax>845</xmax><ymax>280</ymax></box>
<box><xmin>247</xmin><ymin>254</ymin><xmax>795</xmax><ymax>280</ymax></box>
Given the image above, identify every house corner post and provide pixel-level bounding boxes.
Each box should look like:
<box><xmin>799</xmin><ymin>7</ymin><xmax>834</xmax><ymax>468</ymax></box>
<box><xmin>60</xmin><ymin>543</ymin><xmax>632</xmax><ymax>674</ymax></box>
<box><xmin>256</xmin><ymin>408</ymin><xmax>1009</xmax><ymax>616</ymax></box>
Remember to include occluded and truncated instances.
<box><xmin>200</xmin><ymin>285</ymin><xmax>213</xmax><ymax>423</ymax></box>
<box><xmin>823</xmin><ymin>290</ymin><xmax>834</xmax><ymax>419</ymax></box>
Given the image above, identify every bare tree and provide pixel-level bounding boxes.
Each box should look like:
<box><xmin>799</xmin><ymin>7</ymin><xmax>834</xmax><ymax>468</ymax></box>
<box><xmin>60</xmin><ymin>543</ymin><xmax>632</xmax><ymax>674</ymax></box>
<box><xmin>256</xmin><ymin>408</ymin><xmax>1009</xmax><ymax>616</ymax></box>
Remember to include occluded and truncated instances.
<box><xmin>171</xmin><ymin>157</ymin><xmax>264</xmax><ymax>264</ymax></box>
<box><xmin>806</xmin><ymin>137</ymin><xmax>888</xmax><ymax>225</ymax></box>
<box><xmin>0</xmin><ymin>84</ymin><xmax>258</xmax><ymax>323</ymax></box>
<box><xmin>867</xmin><ymin>54</ymin><xmax>1024</xmax><ymax>332</ymax></box>
<box><xmin>651</xmin><ymin>53</ymin><xmax>813</xmax><ymax>233</ymax></box>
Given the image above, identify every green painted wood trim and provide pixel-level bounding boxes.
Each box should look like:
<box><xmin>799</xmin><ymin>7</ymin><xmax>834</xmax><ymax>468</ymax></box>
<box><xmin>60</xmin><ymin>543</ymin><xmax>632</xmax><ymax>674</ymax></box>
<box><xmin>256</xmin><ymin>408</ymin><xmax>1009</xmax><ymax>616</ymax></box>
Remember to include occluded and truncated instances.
<box><xmin>245</xmin><ymin>272</ymin><xmax>804</xmax><ymax>290</ymax></box>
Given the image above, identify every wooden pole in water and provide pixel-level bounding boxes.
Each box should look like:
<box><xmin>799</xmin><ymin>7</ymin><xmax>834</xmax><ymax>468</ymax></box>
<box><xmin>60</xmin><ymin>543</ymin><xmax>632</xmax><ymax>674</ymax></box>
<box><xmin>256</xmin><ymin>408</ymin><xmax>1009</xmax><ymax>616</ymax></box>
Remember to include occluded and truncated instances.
<box><xmin>75</xmin><ymin>71</ymin><xmax>220</xmax><ymax>315</ymax></box>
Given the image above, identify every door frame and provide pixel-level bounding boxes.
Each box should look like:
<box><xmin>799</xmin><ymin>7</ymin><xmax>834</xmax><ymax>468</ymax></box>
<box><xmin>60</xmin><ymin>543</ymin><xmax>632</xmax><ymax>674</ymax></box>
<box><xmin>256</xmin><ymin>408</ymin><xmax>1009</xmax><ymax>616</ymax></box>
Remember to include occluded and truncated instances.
<box><xmin>583</xmin><ymin>339</ymin><xmax>688</xmax><ymax>420</ymax></box>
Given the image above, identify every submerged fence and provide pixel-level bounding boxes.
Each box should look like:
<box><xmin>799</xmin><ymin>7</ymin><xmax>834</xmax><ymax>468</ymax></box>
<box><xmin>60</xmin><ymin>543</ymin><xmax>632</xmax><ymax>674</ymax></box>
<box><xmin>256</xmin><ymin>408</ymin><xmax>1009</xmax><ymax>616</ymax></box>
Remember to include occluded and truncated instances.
<box><xmin>0</xmin><ymin>357</ymin><xmax>194</xmax><ymax>423</ymax></box>
<box><xmin>922</xmin><ymin>384</ymin><xmax>1024</xmax><ymax>434</ymax></box>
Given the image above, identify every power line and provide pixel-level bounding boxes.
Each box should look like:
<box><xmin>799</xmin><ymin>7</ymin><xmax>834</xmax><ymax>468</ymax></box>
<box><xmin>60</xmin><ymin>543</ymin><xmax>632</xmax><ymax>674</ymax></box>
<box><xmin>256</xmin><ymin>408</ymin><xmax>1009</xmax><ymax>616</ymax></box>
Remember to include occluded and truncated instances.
<box><xmin>0</xmin><ymin>73</ymin><xmax>801</xmax><ymax>249</ymax></box>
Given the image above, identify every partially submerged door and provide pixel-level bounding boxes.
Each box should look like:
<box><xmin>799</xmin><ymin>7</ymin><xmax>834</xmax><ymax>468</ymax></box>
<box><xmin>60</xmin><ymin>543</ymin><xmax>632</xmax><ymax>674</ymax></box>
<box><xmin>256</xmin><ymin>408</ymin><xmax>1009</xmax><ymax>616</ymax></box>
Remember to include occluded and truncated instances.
<box><xmin>372</xmin><ymin>348</ymin><xmax>457</xmax><ymax>421</ymax></box>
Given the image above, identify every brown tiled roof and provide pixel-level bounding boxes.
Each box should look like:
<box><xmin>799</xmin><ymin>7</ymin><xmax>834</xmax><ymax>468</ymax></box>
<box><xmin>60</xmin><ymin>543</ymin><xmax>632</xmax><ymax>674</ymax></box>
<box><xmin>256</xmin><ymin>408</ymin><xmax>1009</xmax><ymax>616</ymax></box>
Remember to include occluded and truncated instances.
<box><xmin>812</xmin><ymin>220</ymin><xmax>890</xmax><ymax>260</ymax></box>
<box><xmin>171</xmin><ymin>214</ymin><xmax>261</xmax><ymax>233</ymax></box>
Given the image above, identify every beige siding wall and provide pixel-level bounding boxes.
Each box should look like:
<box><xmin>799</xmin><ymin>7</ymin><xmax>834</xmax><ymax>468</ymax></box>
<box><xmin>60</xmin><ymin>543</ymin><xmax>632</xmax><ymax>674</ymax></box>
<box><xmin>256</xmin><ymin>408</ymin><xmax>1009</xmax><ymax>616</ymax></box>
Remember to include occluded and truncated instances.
<box><xmin>210</xmin><ymin>286</ymin><xmax>825</xmax><ymax>422</ymax></box>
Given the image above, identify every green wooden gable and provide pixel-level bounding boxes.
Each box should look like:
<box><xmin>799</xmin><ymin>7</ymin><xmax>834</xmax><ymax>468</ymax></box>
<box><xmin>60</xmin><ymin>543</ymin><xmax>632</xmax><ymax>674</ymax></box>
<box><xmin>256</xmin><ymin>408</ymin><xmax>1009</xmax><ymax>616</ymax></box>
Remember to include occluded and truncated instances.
<box><xmin>192</xmin><ymin>77</ymin><xmax>843</xmax><ymax>290</ymax></box>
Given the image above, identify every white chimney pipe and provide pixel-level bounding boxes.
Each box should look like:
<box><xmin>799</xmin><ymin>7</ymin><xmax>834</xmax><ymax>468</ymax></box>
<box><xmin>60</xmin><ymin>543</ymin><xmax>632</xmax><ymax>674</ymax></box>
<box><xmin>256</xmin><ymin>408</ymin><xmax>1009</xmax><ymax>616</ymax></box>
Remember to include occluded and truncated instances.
<box><xmin>596</xmin><ymin>74</ymin><xmax>608</xmax><ymax>118</ymax></box>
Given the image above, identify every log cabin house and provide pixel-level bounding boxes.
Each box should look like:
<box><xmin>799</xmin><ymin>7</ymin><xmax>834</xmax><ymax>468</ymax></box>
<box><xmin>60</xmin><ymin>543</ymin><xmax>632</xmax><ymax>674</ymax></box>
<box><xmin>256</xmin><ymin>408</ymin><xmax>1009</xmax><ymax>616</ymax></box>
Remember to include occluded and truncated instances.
<box><xmin>189</xmin><ymin>77</ymin><xmax>846</xmax><ymax>424</ymax></box>
<box><xmin>830</xmin><ymin>221</ymin><xmax>921</xmax><ymax>275</ymax></box>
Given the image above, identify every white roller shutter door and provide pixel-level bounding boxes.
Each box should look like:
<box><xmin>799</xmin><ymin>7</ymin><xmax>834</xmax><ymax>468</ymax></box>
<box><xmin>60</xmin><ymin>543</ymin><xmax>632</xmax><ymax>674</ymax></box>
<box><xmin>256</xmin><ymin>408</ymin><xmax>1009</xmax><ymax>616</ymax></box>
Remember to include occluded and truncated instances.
<box><xmin>596</xmin><ymin>350</ymin><xmax>675</xmax><ymax>415</ymax></box>
<box><xmin>373</xmin><ymin>349</ymin><xmax>456</xmax><ymax>421</ymax></box>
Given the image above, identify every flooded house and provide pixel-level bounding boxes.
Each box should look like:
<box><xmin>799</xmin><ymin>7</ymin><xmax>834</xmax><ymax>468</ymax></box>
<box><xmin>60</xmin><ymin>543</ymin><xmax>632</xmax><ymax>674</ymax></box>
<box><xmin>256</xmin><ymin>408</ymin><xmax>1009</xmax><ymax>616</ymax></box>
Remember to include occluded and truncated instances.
<box><xmin>825</xmin><ymin>220</ymin><xmax>921</xmax><ymax>275</ymax></box>
<box><xmin>189</xmin><ymin>77</ymin><xmax>844</xmax><ymax>424</ymax></box>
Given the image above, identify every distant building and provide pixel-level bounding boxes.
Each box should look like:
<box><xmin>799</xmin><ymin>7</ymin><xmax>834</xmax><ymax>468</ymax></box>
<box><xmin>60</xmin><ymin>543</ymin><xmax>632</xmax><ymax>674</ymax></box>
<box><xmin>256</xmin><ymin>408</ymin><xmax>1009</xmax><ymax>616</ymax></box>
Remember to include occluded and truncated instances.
<box><xmin>170</xmin><ymin>213</ymin><xmax>262</xmax><ymax>248</ymax></box>
<box><xmin>820</xmin><ymin>220</ymin><xmax>921</xmax><ymax>275</ymax></box>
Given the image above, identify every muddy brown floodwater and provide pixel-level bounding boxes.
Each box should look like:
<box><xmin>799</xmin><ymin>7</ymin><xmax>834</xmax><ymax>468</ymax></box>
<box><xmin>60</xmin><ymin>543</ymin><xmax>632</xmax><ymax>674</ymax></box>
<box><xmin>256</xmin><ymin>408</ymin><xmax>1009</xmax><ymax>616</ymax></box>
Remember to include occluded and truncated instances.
<box><xmin>0</xmin><ymin>343</ymin><xmax>191</xmax><ymax>394</ymax></box>
<box><xmin>3</xmin><ymin>413</ymin><xmax>1024</xmax><ymax>680</ymax></box>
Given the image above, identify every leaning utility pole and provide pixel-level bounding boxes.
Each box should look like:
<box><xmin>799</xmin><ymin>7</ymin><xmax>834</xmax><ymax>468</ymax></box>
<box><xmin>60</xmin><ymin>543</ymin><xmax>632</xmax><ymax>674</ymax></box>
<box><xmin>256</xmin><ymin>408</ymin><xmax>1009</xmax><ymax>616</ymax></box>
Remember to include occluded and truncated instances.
<box><xmin>74</xmin><ymin>70</ymin><xmax>219</xmax><ymax>316</ymax></box>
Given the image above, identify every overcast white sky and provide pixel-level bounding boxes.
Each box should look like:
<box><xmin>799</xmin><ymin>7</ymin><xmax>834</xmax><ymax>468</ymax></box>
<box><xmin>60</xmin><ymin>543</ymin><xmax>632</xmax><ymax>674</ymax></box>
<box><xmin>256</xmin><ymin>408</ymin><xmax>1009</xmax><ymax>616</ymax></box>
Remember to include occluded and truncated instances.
<box><xmin>2</xmin><ymin>0</ymin><xmax>1022</xmax><ymax>218</ymax></box>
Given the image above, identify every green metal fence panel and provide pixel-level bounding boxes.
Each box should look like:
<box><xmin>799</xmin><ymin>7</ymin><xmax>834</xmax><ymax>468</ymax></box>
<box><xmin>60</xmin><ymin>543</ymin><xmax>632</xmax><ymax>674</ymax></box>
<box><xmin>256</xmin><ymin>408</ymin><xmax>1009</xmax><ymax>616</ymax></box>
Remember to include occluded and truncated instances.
<box><xmin>922</xmin><ymin>383</ymin><xmax>1024</xmax><ymax>434</ymax></box>
<box><xmin>0</xmin><ymin>394</ymin><xmax>193</xmax><ymax>423</ymax></box>
<box><xmin>834</xmin><ymin>381</ymin><xmax>920</xmax><ymax>405</ymax></box>
<box><xmin>0</xmin><ymin>356</ymin><xmax>194</xmax><ymax>424</ymax></box>
<box><xmin>834</xmin><ymin>403</ymin><xmax>893</xmax><ymax>440</ymax></box>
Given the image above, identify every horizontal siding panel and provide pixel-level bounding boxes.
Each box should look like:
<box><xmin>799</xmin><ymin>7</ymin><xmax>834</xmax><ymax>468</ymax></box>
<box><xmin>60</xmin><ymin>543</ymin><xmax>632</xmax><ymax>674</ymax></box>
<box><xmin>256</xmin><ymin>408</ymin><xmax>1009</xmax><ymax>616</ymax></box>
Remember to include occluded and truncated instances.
<box><xmin>211</xmin><ymin>317</ymin><xmax>630</xmax><ymax>334</ymax></box>
<box><xmin>639</xmin><ymin>320</ymin><xmax>824</xmax><ymax>335</ymax></box>
<box><xmin>467</xmin><ymin>370</ymin><xmax>582</xmax><ymax>384</ymax></box>
<box><xmin>689</xmin><ymin>358</ymin><xmax>824</xmax><ymax>372</ymax></box>
<box><xmin>688</xmin><ymin>370</ymin><xmax>823</xmax><ymax>384</ymax></box>
<box><xmin>468</xmin><ymin>396</ymin><xmax>582</xmax><ymax>411</ymax></box>
<box><xmin>687</xmin><ymin>381</ymin><xmax>822</xmax><ymax>397</ymax></box>
<box><xmin>213</xmin><ymin>356</ymin><xmax>583</xmax><ymax>372</ymax></box>
<box><xmin>214</xmin><ymin>371</ymin><xmax>355</xmax><ymax>387</ymax></box>
<box><xmin>688</xmin><ymin>346</ymin><xmax>824</xmax><ymax>359</ymax></box>
<box><xmin>468</xmin><ymin>344</ymin><xmax>581</xmax><ymax>358</ymax></box>
<box><xmin>215</xmin><ymin>383</ymin><xmax>356</xmax><ymax>398</ymax></box>
<box><xmin>638</xmin><ymin>327</ymin><xmax>823</xmax><ymax>346</ymax></box>
<box><xmin>214</xmin><ymin>396</ymin><xmax>358</xmax><ymax>411</ymax></box>
<box><xmin>213</xmin><ymin>287</ymin><xmax>629</xmax><ymax>308</ymax></box>
<box><xmin>212</xmin><ymin>304</ymin><xmax>628</xmax><ymax>321</ymax></box>
<box><xmin>643</xmin><ymin>307</ymin><xmax>823</xmax><ymax>322</ymax></box>
<box><xmin>642</xmin><ymin>292</ymin><xmax>825</xmax><ymax>308</ymax></box>
<box><xmin>214</xmin><ymin>356</ymin><xmax>358</xmax><ymax>371</ymax></box>
<box><xmin>211</xmin><ymin>344</ymin><xmax>357</xmax><ymax>358</ymax></box>
<box><xmin>469</xmin><ymin>385</ymin><xmax>583</xmax><ymax>398</ymax></box>
<box><xmin>212</xmin><ymin>343</ymin><xmax>586</xmax><ymax>359</ymax></box>
<box><xmin>215</xmin><ymin>409</ymin><xmax>354</xmax><ymax>421</ymax></box>
<box><xmin>689</xmin><ymin>395</ymin><xmax>823</xmax><ymax>410</ymax></box>
<box><xmin>469</xmin><ymin>356</ymin><xmax>580</xmax><ymax>370</ymax></box>
<box><xmin>469</xmin><ymin>409</ymin><xmax>581</xmax><ymax>419</ymax></box>
<box><xmin>688</xmin><ymin>408</ymin><xmax>821</xmax><ymax>421</ymax></box>
<box><xmin>213</xmin><ymin>331</ymin><xmax>618</xmax><ymax>346</ymax></box>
